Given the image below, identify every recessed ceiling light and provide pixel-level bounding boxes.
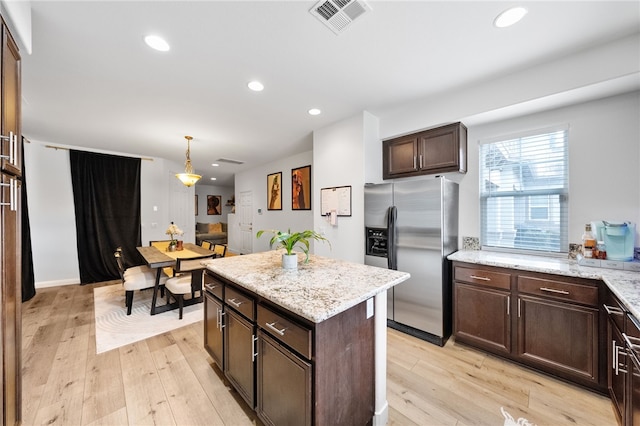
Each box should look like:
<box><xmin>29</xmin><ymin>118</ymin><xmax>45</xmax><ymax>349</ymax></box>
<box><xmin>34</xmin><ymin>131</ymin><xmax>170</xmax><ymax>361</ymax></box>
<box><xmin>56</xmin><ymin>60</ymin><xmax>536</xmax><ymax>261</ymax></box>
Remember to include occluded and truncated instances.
<box><xmin>308</xmin><ymin>108</ymin><xmax>322</xmax><ymax>116</ymax></box>
<box><xmin>494</xmin><ymin>7</ymin><xmax>527</xmax><ymax>28</ymax></box>
<box><xmin>144</xmin><ymin>35</ymin><xmax>170</xmax><ymax>51</ymax></box>
<box><xmin>248</xmin><ymin>81</ymin><xmax>264</xmax><ymax>92</ymax></box>
<box><xmin>210</xmin><ymin>177</ymin><xmax>217</xmax><ymax>181</ymax></box>
<box><xmin>211</xmin><ymin>163</ymin><xmax>219</xmax><ymax>167</ymax></box>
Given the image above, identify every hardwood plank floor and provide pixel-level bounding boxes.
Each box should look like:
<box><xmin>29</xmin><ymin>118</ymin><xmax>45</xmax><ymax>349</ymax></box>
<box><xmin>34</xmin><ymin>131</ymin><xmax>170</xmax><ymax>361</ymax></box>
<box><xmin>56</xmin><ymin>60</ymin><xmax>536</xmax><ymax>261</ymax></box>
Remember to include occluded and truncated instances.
<box><xmin>22</xmin><ymin>283</ymin><xmax>616</xmax><ymax>425</ymax></box>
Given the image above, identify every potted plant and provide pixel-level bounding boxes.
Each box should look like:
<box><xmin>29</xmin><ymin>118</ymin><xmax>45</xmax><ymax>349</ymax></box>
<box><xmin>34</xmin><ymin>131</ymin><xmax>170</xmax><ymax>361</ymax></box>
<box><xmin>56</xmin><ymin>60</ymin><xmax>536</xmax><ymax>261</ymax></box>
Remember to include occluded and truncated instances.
<box><xmin>165</xmin><ymin>222</ymin><xmax>184</xmax><ymax>251</ymax></box>
<box><xmin>256</xmin><ymin>229</ymin><xmax>330</xmax><ymax>269</ymax></box>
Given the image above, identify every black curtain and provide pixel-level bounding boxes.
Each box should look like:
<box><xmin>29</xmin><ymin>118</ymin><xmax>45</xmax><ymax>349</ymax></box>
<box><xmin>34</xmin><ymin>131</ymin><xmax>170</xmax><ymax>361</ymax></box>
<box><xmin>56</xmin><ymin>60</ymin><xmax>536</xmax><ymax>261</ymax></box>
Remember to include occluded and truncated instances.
<box><xmin>70</xmin><ymin>150</ymin><xmax>141</xmax><ymax>284</ymax></box>
<box><xmin>21</xmin><ymin>139</ymin><xmax>35</xmax><ymax>302</ymax></box>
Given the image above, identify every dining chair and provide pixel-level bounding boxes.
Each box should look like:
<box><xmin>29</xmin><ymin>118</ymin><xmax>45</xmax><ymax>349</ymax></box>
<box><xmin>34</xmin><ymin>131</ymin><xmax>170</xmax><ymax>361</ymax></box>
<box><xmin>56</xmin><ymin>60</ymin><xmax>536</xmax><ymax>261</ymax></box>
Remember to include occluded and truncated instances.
<box><xmin>201</xmin><ymin>241</ymin><xmax>212</xmax><ymax>250</ymax></box>
<box><xmin>213</xmin><ymin>244</ymin><xmax>227</xmax><ymax>258</ymax></box>
<box><xmin>114</xmin><ymin>250</ymin><xmax>169</xmax><ymax>315</ymax></box>
<box><xmin>164</xmin><ymin>254</ymin><xmax>215</xmax><ymax>319</ymax></box>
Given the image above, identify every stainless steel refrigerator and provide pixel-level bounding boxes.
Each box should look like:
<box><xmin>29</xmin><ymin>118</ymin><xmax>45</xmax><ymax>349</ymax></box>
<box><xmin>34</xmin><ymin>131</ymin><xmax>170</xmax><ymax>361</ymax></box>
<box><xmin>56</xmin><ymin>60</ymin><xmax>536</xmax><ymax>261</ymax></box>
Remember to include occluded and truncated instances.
<box><xmin>364</xmin><ymin>176</ymin><xmax>458</xmax><ymax>346</ymax></box>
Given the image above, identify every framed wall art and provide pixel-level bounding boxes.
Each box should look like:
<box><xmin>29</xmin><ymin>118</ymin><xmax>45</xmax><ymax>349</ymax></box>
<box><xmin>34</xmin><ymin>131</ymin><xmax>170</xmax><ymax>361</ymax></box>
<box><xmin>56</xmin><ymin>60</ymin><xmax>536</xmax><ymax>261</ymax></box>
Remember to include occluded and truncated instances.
<box><xmin>291</xmin><ymin>165</ymin><xmax>311</xmax><ymax>210</ymax></box>
<box><xmin>207</xmin><ymin>195</ymin><xmax>222</xmax><ymax>215</ymax></box>
<box><xmin>267</xmin><ymin>172</ymin><xmax>282</xmax><ymax>210</ymax></box>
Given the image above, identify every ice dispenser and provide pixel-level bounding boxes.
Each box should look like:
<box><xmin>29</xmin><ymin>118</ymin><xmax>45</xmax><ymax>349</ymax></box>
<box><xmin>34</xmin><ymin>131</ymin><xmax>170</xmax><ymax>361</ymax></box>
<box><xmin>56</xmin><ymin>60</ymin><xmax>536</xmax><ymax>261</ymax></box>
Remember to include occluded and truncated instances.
<box><xmin>592</xmin><ymin>221</ymin><xmax>636</xmax><ymax>261</ymax></box>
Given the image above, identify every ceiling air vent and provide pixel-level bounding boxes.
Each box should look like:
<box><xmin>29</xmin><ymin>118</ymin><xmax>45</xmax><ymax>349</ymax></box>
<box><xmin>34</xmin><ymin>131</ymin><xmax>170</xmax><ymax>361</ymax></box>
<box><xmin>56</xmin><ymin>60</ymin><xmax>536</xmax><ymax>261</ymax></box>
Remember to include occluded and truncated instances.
<box><xmin>310</xmin><ymin>0</ymin><xmax>371</xmax><ymax>35</ymax></box>
<box><xmin>216</xmin><ymin>158</ymin><xmax>245</xmax><ymax>165</ymax></box>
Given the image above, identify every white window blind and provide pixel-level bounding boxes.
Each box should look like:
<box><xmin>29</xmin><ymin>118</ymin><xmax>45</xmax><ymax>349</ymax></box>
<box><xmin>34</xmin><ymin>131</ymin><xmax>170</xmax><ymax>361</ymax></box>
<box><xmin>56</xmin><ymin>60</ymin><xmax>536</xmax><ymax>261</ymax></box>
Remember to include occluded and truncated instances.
<box><xmin>480</xmin><ymin>126</ymin><xmax>569</xmax><ymax>254</ymax></box>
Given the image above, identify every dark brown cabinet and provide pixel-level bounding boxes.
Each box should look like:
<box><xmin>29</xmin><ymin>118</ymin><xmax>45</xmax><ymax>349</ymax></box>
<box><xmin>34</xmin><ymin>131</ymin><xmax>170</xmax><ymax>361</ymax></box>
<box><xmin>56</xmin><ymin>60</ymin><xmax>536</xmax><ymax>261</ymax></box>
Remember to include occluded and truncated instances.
<box><xmin>204</xmin><ymin>294</ymin><xmax>224</xmax><ymax>368</ymax></box>
<box><xmin>383</xmin><ymin>121</ymin><xmax>466</xmax><ymax>179</ymax></box>
<box><xmin>453</xmin><ymin>262</ymin><xmax>604</xmax><ymax>392</ymax></box>
<box><xmin>257</xmin><ymin>330</ymin><xmax>311</xmax><ymax>426</ymax></box>
<box><xmin>0</xmin><ymin>16</ymin><xmax>21</xmax><ymax>426</ymax></box>
<box><xmin>605</xmin><ymin>289</ymin><xmax>640</xmax><ymax>426</ymax></box>
<box><xmin>204</xmin><ymin>270</ymin><xmax>375</xmax><ymax>425</ymax></box>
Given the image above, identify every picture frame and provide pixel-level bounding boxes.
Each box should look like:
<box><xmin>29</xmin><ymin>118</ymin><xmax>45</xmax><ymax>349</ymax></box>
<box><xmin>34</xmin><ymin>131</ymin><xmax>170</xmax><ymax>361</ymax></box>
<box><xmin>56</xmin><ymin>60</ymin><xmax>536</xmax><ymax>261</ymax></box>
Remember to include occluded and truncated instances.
<box><xmin>267</xmin><ymin>172</ymin><xmax>282</xmax><ymax>210</ymax></box>
<box><xmin>207</xmin><ymin>195</ymin><xmax>222</xmax><ymax>215</ymax></box>
<box><xmin>291</xmin><ymin>165</ymin><xmax>311</xmax><ymax>210</ymax></box>
<box><xmin>195</xmin><ymin>194</ymin><xmax>198</xmax><ymax>216</ymax></box>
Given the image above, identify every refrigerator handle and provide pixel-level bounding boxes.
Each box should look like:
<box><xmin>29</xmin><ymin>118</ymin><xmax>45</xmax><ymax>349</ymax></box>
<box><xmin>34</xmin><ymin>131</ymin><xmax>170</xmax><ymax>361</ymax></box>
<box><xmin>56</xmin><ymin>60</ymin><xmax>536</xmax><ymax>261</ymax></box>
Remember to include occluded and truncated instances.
<box><xmin>387</xmin><ymin>206</ymin><xmax>397</xmax><ymax>270</ymax></box>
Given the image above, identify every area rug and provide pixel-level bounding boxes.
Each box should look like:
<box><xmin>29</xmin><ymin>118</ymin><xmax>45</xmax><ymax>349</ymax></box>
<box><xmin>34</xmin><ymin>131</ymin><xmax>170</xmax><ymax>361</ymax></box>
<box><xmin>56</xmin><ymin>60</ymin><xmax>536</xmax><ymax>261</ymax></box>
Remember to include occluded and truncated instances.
<box><xmin>94</xmin><ymin>284</ymin><xmax>203</xmax><ymax>354</ymax></box>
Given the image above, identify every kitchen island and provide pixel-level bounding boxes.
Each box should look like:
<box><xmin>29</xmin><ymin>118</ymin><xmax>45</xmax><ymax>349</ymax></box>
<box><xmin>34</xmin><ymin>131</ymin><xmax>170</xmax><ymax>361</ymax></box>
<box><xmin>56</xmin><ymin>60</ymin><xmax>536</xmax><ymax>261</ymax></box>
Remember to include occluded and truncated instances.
<box><xmin>203</xmin><ymin>249</ymin><xmax>410</xmax><ymax>426</ymax></box>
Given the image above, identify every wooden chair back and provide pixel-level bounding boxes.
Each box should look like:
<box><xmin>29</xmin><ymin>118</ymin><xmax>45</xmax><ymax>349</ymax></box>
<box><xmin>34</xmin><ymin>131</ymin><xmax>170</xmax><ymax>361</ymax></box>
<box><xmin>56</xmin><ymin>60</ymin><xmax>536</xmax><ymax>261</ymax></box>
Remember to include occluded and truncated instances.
<box><xmin>213</xmin><ymin>244</ymin><xmax>227</xmax><ymax>258</ymax></box>
<box><xmin>174</xmin><ymin>254</ymin><xmax>216</xmax><ymax>273</ymax></box>
<box><xmin>201</xmin><ymin>241</ymin><xmax>212</xmax><ymax>250</ymax></box>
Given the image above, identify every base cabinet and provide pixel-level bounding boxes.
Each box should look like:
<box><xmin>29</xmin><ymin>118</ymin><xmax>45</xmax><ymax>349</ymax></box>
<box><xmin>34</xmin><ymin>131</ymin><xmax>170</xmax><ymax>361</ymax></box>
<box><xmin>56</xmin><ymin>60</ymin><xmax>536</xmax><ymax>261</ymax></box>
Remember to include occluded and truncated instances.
<box><xmin>454</xmin><ymin>282</ymin><xmax>511</xmax><ymax>354</ymax></box>
<box><xmin>517</xmin><ymin>295</ymin><xmax>599</xmax><ymax>384</ymax></box>
<box><xmin>204</xmin><ymin>270</ymin><xmax>374</xmax><ymax>426</ymax></box>
<box><xmin>204</xmin><ymin>292</ymin><xmax>224</xmax><ymax>368</ymax></box>
<box><xmin>453</xmin><ymin>262</ymin><xmax>604</xmax><ymax>391</ymax></box>
<box><xmin>257</xmin><ymin>330</ymin><xmax>311</xmax><ymax>426</ymax></box>
<box><xmin>224</xmin><ymin>308</ymin><xmax>256</xmax><ymax>408</ymax></box>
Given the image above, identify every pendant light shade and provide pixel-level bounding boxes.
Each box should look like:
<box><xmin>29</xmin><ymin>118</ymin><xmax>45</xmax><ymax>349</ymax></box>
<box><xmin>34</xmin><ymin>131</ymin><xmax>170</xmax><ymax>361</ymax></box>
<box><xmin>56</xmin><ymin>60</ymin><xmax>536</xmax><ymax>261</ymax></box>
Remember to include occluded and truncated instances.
<box><xmin>176</xmin><ymin>135</ymin><xmax>201</xmax><ymax>187</ymax></box>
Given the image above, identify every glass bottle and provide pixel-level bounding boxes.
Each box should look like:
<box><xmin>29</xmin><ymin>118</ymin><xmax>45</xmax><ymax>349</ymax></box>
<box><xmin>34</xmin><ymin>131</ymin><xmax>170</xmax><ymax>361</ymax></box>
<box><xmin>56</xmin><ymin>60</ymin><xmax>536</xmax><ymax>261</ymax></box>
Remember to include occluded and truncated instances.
<box><xmin>582</xmin><ymin>223</ymin><xmax>596</xmax><ymax>258</ymax></box>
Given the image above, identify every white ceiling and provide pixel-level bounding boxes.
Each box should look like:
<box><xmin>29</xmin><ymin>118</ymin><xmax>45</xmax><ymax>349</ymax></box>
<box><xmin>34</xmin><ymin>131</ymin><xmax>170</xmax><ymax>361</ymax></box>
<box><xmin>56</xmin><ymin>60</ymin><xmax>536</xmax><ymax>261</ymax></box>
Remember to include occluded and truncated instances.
<box><xmin>20</xmin><ymin>1</ymin><xmax>640</xmax><ymax>186</ymax></box>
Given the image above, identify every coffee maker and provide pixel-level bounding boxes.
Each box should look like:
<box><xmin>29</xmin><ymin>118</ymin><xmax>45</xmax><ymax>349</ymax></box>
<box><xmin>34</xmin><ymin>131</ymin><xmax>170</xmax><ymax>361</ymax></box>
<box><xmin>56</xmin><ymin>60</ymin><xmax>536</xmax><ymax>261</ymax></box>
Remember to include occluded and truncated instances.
<box><xmin>591</xmin><ymin>221</ymin><xmax>636</xmax><ymax>261</ymax></box>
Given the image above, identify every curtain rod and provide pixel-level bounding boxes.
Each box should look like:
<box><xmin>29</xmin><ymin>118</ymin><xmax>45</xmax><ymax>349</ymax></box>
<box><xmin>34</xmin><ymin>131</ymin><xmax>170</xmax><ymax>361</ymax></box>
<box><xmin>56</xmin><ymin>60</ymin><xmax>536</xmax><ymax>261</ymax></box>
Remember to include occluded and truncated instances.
<box><xmin>44</xmin><ymin>144</ymin><xmax>154</xmax><ymax>161</ymax></box>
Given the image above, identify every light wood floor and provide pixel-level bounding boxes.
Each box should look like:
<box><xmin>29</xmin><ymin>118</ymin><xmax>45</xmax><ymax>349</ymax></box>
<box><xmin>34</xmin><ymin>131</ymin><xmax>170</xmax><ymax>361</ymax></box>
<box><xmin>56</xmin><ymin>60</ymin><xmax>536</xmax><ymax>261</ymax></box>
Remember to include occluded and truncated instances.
<box><xmin>21</xmin><ymin>282</ymin><xmax>616</xmax><ymax>426</ymax></box>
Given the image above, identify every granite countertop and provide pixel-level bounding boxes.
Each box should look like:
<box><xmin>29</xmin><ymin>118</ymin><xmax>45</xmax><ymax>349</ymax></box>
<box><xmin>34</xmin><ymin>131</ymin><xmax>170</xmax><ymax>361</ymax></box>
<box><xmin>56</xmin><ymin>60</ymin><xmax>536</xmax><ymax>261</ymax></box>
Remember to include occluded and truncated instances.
<box><xmin>204</xmin><ymin>250</ymin><xmax>410</xmax><ymax>323</ymax></box>
<box><xmin>448</xmin><ymin>250</ymin><xmax>640</xmax><ymax>319</ymax></box>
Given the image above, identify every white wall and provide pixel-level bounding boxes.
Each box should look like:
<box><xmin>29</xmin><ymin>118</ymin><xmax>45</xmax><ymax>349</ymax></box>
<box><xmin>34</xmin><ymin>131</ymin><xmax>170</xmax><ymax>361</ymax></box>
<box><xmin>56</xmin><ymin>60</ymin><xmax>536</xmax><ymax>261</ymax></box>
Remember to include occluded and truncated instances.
<box><xmin>233</xmin><ymin>151</ymin><xmax>314</xmax><ymax>254</ymax></box>
<box><xmin>25</xmin><ymin>140</ymin><xmax>194</xmax><ymax>287</ymax></box>
<box><xmin>312</xmin><ymin>112</ymin><xmax>379</xmax><ymax>262</ymax></box>
<box><xmin>459</xmin><ymin>91</ymin><xmax>640</xmax><ymax>247</ymax></box>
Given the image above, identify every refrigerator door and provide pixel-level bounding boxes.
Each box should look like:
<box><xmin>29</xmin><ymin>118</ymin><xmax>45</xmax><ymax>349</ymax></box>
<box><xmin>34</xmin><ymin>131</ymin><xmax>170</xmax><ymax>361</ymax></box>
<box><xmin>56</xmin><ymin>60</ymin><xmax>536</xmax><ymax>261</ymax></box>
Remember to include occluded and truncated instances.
<box><xmin>393</xmin><ymin>178</ymin><xmax>445</xmax><ymax>336</ymax></box>
<box><xmin>364</xmin><ymin>183</ymin><xmax>394</xmax><ymax>319</ymax></box>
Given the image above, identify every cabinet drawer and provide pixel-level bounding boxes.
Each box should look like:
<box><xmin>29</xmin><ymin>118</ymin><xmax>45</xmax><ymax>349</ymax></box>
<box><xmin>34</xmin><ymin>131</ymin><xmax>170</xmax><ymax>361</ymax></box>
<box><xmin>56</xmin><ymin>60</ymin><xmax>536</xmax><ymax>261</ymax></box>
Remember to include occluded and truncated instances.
<box><xmin>258</xmin><ymin>304</ymin><xmax>312</xmax><ymax>360</ymax></box>
<box><xmin>517</xmin><ymin>276</ymin><xmax>598</xmax><ymax>307</ymax></box>
<box><xmin>204</xmin><ymin>273</ymin><xmax>224</xmax><ymax>300</ymax></box>
<box><xmin>454</xmin><ymin>266</ymin><xmax>511</xmax><ymax>290</ymax></box>
<box><xmin>226</xmin><ymin>285</ymin><xmax>255</xmax><ymax>321</ymax></box>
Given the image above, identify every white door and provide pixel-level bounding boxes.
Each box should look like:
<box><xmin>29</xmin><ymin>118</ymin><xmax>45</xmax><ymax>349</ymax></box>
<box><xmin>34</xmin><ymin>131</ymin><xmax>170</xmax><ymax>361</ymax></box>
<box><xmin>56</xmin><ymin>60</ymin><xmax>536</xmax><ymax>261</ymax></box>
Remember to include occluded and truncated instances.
<box><xmin>239</xmin><ymin>191</ymin><xmax>253</xmax><ymax>254</ymax></box>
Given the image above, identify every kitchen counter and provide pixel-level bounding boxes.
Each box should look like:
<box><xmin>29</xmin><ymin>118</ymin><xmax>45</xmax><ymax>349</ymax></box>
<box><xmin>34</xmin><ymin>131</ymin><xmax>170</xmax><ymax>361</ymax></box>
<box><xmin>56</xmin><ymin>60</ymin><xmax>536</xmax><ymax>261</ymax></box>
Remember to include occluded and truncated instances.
<box><xmin>448</xmin><ymin>250</ymin><xmax>640</xmax><ymax>318</ymax></box>
<box><xmin>205</xmin><ymin>249</ymin><xmax>410</xmax><ymax>323</ymax></box>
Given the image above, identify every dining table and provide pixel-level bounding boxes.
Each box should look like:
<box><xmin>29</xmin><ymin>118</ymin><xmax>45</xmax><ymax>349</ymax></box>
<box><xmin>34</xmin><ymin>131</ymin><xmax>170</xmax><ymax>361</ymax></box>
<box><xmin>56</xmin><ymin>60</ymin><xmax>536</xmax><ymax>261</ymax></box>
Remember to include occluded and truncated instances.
<box><xmin>137</xmin><ymin>242</ymin><xmax>216</xmax><ymax>315</ymax></box>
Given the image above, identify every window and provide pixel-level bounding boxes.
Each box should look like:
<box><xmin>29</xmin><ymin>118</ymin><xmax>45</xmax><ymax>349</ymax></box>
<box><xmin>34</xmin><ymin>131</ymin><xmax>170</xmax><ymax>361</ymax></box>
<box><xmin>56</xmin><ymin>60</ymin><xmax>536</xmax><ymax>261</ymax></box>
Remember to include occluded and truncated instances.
<box><xmin>480</xmin><ymin>126</ymin><xmax>569</xmax><ymax>254</ymax></box>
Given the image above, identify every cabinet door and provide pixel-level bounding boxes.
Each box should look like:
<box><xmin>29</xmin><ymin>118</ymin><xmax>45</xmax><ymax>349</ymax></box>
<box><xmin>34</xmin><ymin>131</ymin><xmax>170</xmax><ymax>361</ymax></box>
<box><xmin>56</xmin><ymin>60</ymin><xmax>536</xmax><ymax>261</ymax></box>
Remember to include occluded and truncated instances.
<box><xmin>204</xmin><ymin>293</ymin><xmax>224</xmax><ymax>369</ymax></box>
<box><xmin>608</xmin><ymin>317</ymin><xmax>626</xmax><ymax>423</ymax></box>
<box><xmin>454</xmin><ymin>282</ymin><xmax>511</xmax><ymax>354</ymax></box>
<box><xmin>1</xmin><ymin>173</ymin><xmax>21</xmax><ymax>425</ymax></box>
<box><xmin>630</xmin><ymin>352</ymin><xmax>640</xmax><ymax>426</ymax></box>
<box><xmin>256</xmin><ymin>330</ymin><xmax>311</xmax><ymax>426</ymax></box>
<box><xmin>382</xmin><ymin>135</ymin><xmax>418</xmax><ymax>179</ymax></box>
<box><xmin>418</xmin><ymin>123</ymin><xmax>464</xmax><ymax>173</ymax></box>
<box><xmin>224</xmin><ymin>308</ymin><xmax>255</xmax><ymax>408</ymax></box>
<box><xmin>517</xmin><ymin>295</ymin><xmax>598</xmax><ymax>385</ymax></box>
<box><xmin>1</xmin><ymin>25</ymin><xmax>21</xmax><ymax>177</ymax></box>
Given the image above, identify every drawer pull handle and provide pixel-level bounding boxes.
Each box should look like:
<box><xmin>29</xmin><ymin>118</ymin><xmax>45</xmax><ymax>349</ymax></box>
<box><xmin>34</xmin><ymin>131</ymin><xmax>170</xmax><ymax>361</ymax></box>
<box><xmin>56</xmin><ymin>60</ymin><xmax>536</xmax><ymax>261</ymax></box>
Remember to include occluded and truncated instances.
<box><xmin>623</xmin><ymin>333</ymin><xmax>640</xmax><ymax>351</ymax></box>
<box><xmin>469</xmin><ymin>275</ymin><xmax>490</xmax><ymax>281</ymax></box>
<box><xmin>265</xmin><ymin>321</ymin><xmax>286</xmax><ymax>336</ymax></box>
<box><xmin>205</xmin><ymin>283</ymin><xmax>217</xmax><ymax>291</ymax></box>
<box><xmin>540</xmin><ymin>287</ymin><xmax>569</xmax><ymax>295</ymax></box>
<box><xmin>227</xmin><ymin>298</ymin><xmax>243</xmax><ymax>307</ymax></box>
<box><xmin>603</xmin><ymin>304</ymin><xmax>625</xmax><ymax>316</ymax></box>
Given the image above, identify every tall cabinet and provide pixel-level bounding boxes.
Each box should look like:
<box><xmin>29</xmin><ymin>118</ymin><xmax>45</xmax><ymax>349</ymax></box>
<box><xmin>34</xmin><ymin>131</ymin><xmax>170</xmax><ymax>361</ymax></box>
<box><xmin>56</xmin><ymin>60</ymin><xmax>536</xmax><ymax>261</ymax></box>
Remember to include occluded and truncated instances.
<box><xmin>0</xmin><ymin>16</ymin><xmax>22</xmax><ymax>426</ymax></box>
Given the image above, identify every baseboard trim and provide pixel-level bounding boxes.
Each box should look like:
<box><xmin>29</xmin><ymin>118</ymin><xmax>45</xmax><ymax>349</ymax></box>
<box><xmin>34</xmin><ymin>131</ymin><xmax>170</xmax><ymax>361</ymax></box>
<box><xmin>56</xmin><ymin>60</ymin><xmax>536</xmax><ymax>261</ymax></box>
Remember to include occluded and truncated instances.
<box><xmin>36</xmin><ymin>278</ymin><xmax>80</xmax><ymax>289</ymax></box>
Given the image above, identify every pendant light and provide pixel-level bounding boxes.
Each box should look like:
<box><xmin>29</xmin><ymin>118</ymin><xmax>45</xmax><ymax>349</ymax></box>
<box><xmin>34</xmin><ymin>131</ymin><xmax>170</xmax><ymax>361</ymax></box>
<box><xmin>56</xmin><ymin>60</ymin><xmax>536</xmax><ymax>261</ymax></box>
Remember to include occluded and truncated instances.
<box><xmin>176</xmin><ymin>135</ymin><xmax>201</xmax><ymax>187</ymax></box>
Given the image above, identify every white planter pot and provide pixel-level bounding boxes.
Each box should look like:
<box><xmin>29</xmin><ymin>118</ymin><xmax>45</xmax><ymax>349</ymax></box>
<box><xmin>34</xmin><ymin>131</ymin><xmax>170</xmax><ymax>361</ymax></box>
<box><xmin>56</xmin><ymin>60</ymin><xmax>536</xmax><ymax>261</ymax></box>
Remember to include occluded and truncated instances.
<box><xmin>282</xmin><ymin>253</ymin><xmax>298</xmax><ymax>270</ymax></box>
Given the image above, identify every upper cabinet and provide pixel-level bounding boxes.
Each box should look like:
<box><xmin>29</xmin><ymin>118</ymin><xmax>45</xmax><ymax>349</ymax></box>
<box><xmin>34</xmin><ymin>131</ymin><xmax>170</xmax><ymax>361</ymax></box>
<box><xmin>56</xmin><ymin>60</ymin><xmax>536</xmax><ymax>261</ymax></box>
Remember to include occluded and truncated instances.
<box><xmin>1</xmin><ymin>21</ymin><xmax>21</xmax><ymax>178</ymax></box>
<box><xmin>383</xmin><ymin>122</ymin><xmax>467</xmax><ymax>179</ymax></box>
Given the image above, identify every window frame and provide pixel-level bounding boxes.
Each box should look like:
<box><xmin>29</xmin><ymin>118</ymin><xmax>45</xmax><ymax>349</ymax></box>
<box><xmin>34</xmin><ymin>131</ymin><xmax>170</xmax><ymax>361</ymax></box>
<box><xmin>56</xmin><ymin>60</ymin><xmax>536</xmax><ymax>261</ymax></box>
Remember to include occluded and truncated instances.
<box><xmin>479</xmin><ymin>125</ymin><xmax>569</xmax><ymax>255</ymax></box>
